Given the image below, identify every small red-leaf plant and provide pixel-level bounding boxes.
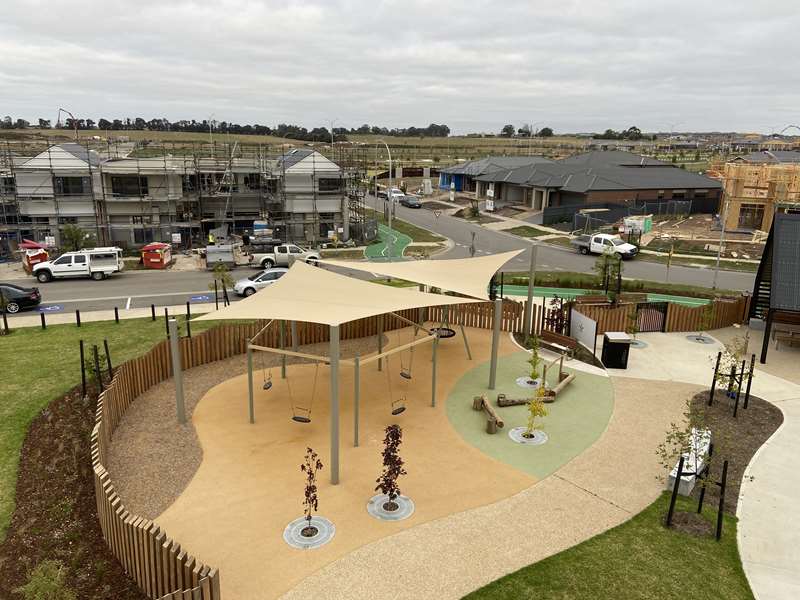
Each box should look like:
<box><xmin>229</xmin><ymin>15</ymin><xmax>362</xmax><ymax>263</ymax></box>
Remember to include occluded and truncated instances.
<box><xmin>375</xmin><ymin>424</ymin><xmax>407</xmax><ymax>510</ymax></box>
<box><xmin>300</xmin><ymin>447</ymin><xmax>323</xmax><ymax>529</ymax></box>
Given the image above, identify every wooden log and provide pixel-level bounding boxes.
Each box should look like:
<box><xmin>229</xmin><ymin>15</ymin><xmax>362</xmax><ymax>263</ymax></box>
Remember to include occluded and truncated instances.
<box><xmin>496</xmin><ymin>393</ymin><xmax>530</xmax><ymax>407</ymax></box>
<box><xmin>471</xmin><ymin>395</ymin><xmax>504</xmax><ymax>430</ymax></box>
<box><xmin>550</xmin><ymin>373</ymin><xmax>575</xmax><ymax>397</ymax></box>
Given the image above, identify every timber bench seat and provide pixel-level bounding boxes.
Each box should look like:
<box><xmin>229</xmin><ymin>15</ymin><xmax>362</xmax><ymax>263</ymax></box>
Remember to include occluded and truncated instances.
<box><xmin>540</xmin><ymin>330</ymin><xmax>578</xmax><ymax>357</ymax></box>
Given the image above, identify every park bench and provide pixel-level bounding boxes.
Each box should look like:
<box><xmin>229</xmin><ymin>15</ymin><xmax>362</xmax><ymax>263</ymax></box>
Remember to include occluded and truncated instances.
<box><xmin>472</xmin><ymin>395</ymin><xmax>504</xmax><ymax>434</ymax></box>
<box><xmin>540</xmin><ymin>330</ymin><xmax>578</xmax><ymax>358</ymax></box>
<box><xmin>667</xmin><ymin>428</ymin><xmax>712</xmax><ymax>496</ymax></box>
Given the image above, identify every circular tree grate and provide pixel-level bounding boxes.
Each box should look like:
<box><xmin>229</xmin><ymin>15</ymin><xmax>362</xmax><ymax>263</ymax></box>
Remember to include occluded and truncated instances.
<box><xmin>630</xmin><ymin>340</ymin><xmax>648</xmax><ymax>349</ymax></box>
<box><xmin>686</xmin><ymin>335</ymin><xmax>715</xmax><ymax>345</ymax></box>
<box><xmin>516</xmin><ymin>376</ymin><xmax>541</xmax><ymax>389</ymax></box>
<box><xmin>508</xmin><ymin>427</ymin><xmax>549</xmax><ymax>445</ymax></box>
<box><xmin>367</xmin><ymin>494</ymin><xmax>415</xmax><ymax>521</ymax></box>
<box><xmin>283</xmin><ymin>516</ymin><xmax>335</xmax><ymax>549</ymax></box>
<box><xmin>430</xmin><ymin>327</ymin><xmax>456</xmax><ymax>339</ymax></box>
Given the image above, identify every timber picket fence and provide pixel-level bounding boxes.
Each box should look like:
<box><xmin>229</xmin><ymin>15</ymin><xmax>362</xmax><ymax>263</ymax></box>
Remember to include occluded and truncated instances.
<box><xmin>91</xmin><ymin>299</ymin><xmax>527</xmax><ymax>599</ymax></box>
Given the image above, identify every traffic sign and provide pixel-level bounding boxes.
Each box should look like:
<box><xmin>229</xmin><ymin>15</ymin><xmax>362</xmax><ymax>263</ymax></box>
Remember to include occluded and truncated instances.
<box><xmin>190</xmin><ymin>295</ymin><xmax>211</xmax><ymax>303</ymax></box>
<box><xmin>38</xmin><ymin>304</ymin><xmax>64</xmax><ymax>313</ymax></box>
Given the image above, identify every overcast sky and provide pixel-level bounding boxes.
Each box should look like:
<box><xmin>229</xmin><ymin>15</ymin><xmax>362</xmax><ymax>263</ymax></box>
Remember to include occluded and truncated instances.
<box><xmin>1</xmin><ymin>0</ymin><xmax>798</xmax><ymax>134</ymax></box>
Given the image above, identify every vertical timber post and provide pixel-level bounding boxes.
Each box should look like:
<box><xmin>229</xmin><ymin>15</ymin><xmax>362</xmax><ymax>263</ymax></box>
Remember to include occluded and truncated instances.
<box><xmin>666</xmin><ymin>455</ymin><xmax>685</xmax><ymax>528</ymax></box>
<box><xmin>330</xmin><ymin>325</ymin><xmax>340</xmax><ymax>484</ymax></box>
<box><xmin>247</xmin><ymin>344</ymin><xmax>254</xmax><ymax>424</ymax></box>
<box><xmin>291</xmin><ymin>320</ymin><xmax>298</xmax><ymax>352</ymax></box>
<box><xmin>353</xmin><ymin>355</ymin><xmax>360</xmax><ymax>447</ymax></box>
<box><xmin>168</xmin><ymin>319</ymin><xmax>186</xmax><ymax>425</ymax></box>
<box><xmin>431</xmin><ymin>329</ymin><xmax>439</xmax><ymax>407</ymax></box>
<box><xmin>377</xmin><ymin>314</ymin><xmax>384</xmax><ymax>372</ymax></box>
<box><xmin>489</xmin><ymin>298</ymin><xmax>502</xmax><ymax>390</ymax></box>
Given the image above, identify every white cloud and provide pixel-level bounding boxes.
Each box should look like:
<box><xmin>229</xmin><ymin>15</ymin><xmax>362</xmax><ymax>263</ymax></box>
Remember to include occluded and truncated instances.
<box><xmin>0</xmin><ymin>0</ymin><xmax>797</xmax><ymax>133</ymax></box>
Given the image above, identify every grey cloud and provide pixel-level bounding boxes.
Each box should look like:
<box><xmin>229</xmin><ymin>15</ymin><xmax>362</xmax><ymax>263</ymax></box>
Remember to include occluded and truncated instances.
<box><xmin>0</xmin><ymin>0</ymin><xmax>798</xmax><ymax>133</ymax></box>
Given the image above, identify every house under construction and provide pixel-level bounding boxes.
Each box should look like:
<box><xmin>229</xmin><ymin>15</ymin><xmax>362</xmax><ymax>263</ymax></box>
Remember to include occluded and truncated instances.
<box><xmin>712</xmin><ymin>161</ymin><xmax>800</xmax><ymax>232</ymax></box>
<box><xmin>0</xmin><ymin>140</ymin><xmax>373</xmax><ymax>251</ymax></box>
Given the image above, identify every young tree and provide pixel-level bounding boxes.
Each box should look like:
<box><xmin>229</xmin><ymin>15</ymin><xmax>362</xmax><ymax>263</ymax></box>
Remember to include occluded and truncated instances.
<box><xmin>60</xmin><ymin>223</ymin><xmax>94</xmax><ymax>251</ymax></box>
<box><xmin>524</xmin><ymin>388</ymin><xmax>548</xmax><ymax>438</ymax></box>
<box><xmin>593</xmin><ymin>248</ymin><xmax>620</xmax><ymax>295</ymax></box>
<box><xmin>300</xmin><ymin>447</ymin><xmax>323</xmax><ymax>536</ymax></box>
<box><xmin>500</xmin><ymin>124</ymin><xmax>516</xmax><ymax>137</ymax></box>
<box><xmin>209</xmin><ymin>262</ymin><xmax>234</xmax><ymax>294</ymax></box>
<box><xmin>527</xmin><ymin>335</ymin><xmax>543</xmax><ymax>382</ymax></box>
<box><xmin>625</xmin><ymin>307</ymin><xmax>640</xmax><ymax>340</ymax></box>
<box><xmin>696</xmin><ymin>301</ymin><xmax>715</xmax><ymax>341</ymax></box>
<box><xmin>375</xmin><ymin>424</ymin><xmax>407</xmax><ymax>512</ymax></box>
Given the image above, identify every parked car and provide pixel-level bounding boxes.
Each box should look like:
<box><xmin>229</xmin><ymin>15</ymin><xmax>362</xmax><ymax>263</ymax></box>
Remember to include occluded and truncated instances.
<box><xmin>399</xmin><ymin>195</ymin><xmax>422</xmax><ymax>208</ymax></box>
<box><xmin>0</xmin><ymin>283</ymin><xmax>41</xmax><ymax>313</ymax></box>
<box><xmin>32</xmin><ymin>247</ymin><xmax>125</xmax><ymax>282</ymax></box>
<box><xmin>250</xmin><ymin>243</ymin><xmax>320</xmax><ymax>269</ymax></box>
<box><xmin>233</xmin><ymin>268</ymin><xmax>288</xmax><ymax>296</ymax></box>
<box><xmin>570</xmin><ymin>233</ymin><xmax>638</xmax><ymax>259</ymax></box>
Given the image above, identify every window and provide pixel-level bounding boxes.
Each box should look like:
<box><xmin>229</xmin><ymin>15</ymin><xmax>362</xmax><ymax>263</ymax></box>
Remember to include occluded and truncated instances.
<box><xmin>0</xmin><ymin>177</ymin><xmax>14</xmax><ymax>195</ymax></box>
<box><xmin>319</xmin><ymin>178</ymin><xmax>343</xmax><ymax>192</ymax></box>
<box><xmin>243</xmin><ymin>175</ymin><xmax>262</xmax><ymax>191</ymax></box>
<box><xmin>58</xmin><ymin>217</ymin><xmax>78</xmax><ymax>224</ymax></box>
<box><xmin>672</xmin><ymin>190</ymin><xmax>686</xmax><ymax>200</ymax></box>
<box><xmin>53</xmin><ymin>256</ymin><xmax>71</xmax><ymax>265</ymax></box>
<box><xmin>54</xmin><ymin>176</ymin><xmax>89</xmax><ymax>195</ymax></box>
<box><xmin>132</xmin><ymin>215</ymin><xmax>152</xmax><ymax>224</ymax></box>
<box><xmin>694</xmin><ymin>190</ymin><xmax>708</xmax><ymax>199</ymax></box>
<box><xmin>133</xmin><ymin>229</ymin><xmax>154</xmax><ymax>244</ymax></box>
<box><xmin>182</xmin><ymin>175</ymin><xmax>195</xmax><ymax>193</ymax></box>
<box><xmin>738</xmin><ymin>204</ymin><xmax>765</xmax><ymax>229</ymax></box>
<box><xmin>657</xmin><ymin>190</ymin><xmax>665</xmax><ymax>200</ymax></box>
<box><xmin>288</xmin><ymin>245</ymin><xmax>302</xmax><ymax>253</ymax></box>
<box><xmin>73</xmin><ymin>255</ymin><xmax>86</xmax><ymax>264</ymax></box>
<box><xmin>277</xmin><ymin>246</ymin><xmax>288</xmax><ymax>254</ymax></box>
<box><xmin>111</xmin><ymin>176</ymin><xmax>148</xmax><ymax>196</ymax></box>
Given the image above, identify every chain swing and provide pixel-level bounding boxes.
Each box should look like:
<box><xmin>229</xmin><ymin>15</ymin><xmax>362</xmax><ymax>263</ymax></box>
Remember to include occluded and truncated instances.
<box><xmin>288</xmin><ymin>361</ymin><xmax>320</xmax><ymax>423</ymax></box>
<box><xmin>260</xmin><ymin>352</ymin><xmax>273</xmax><ymax>390</ymax></box>
<box><xmin>385</xmin><ymin>354</ymin><xmax>406</xmax><ymax>415</ymax></box>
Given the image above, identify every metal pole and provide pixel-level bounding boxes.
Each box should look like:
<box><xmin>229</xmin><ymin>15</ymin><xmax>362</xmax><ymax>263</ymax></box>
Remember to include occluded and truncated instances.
<box><xmin>151</xmin><ymin>303</ymin><xmax>156</xmax><ymax>321</ymax></box>
<box><xmin>522</xmin><ymin>244</ymin><xmax>537</xmax><ymax>338</ymax></box>
<box><xmin>214</xmin><ymin>280</ymin><xmax>219</xmax><ymax>310</ymax></box>
<box><xmin>666</xmin><ymin>455</ymin><xmax>685</xmax><ymax>527</ymax></box>
<box><xmin>279</xmin><ymin>320</ymin><xmax>286</xmax><ymax>378</ymax></box>
<box><xmin>330</xmin><ymin>325</ymin><xmax>340</xmax><ymax>484</ymax></box>
<box><xmin>716</xmin><ymin>460</ymin><xmax>728</xmax><ymax>541</ymax></box>
<box><xmin>168</xmin><ymin>319</ymin><xmax>186</xmax><ymax>424</ymax></box>
<box><xmin>79</xmin><ymin>339</ymin><xmax>86</xmax><ymax>398</ymax></box>
<box><xmin>708</xmin><ymin>351</ymin><xmax>721</xmax><ymax>406</ymax></box>
<box><xmin>103</xmin><ymin>338</ymin><xmax>112</xmax><ymax>375</ymax></box>
<box><xmin>164</xmin><ymin>307</ymin><xmax>170</xmax><ymax>337</ymax></box>
<box><xmin>247</xmin><ymin>345</ymin><xmax>254</xmax><ymax>424</ymax></box>
<box><xmin>291</xmin><ymin>320</ymin><xmax>298</xmax><ymax>351</ymax></box>
<box><xmin>92</xmin><ymin>344</ymin><xmax>103</xmax><ymax>393</ymax></box>
<box><xmin>185</xmin><ymin>302</ymin><xmax>192</xmax><ymax>338</ymax></box>
<box><xmin>353</xmin><ymin>355</ymin><xmax>360</xmax><ymax>447</ymax></box>
<box><xmin>744</xmin><ymin>353</ymin><xmax>755</xmax><ymax>409</ymax></box>
<box><xmin>489</xmin><ymin>298</ymin><xmax>502</xmax><ymax>390</ymax></box>
<box><xmin>431</xmin><ymin>329</ymin><xmax>439</xmax><ymax>407</ymax></box>
<box><xmin>377</xmin><ymin>314</ymin><xmax>383</xmax><ymax>371</ymax></box>
<box><xmin>459</xmin><ymin>324</ymin><xmax>473</xmax><ymax>360</ymax></box>
<box><xmin>75</xmin><ymin>309</ymin><xmax>81</xmax><ymax>327</ymax></box>
<box><xmin>712</xmin><ymin>196</ymin><xmax>729</xmax><ymax>290</ymax></box>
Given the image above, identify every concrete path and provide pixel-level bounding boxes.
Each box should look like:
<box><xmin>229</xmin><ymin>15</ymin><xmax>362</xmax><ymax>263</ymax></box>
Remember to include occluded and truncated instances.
<box><xmin>606</xmin><ymin>330</ymin><xmax>800</xmax><ymax>600</ymax></box>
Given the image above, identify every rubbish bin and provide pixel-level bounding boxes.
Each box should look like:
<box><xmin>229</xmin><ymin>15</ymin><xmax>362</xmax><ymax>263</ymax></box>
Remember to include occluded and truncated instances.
<box><xmin>601</xmin><ymin>332</ymin><xmax>632</xmax><ymax>369</ymax></box>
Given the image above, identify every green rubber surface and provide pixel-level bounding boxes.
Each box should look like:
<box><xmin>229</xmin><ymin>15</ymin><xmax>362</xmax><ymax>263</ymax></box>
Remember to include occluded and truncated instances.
<box><xmin>364</xmin><ymin>224</ymin><xmax>413</xmax><ymax>260</ymax></box>
<box><xmin>446</xmin><ymin>351</ymin><xmax>614</xmax><ymax>479</ymax></box>
<box><xmin>501</xmin><ymin>285</ymin><xmax>711</xmax><ymax>307</ymax></box>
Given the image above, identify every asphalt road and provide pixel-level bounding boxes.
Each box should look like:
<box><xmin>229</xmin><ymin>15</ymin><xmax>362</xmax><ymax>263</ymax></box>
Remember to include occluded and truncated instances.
<box><xmin>6</xmin><ymin>197</ymin><xmax>755</xmax><ymax>319</ymax></box>
<box><xmin>371</xmin><ymin>194</ymin><xmax>755</xmax><ymax>292</ymax></box>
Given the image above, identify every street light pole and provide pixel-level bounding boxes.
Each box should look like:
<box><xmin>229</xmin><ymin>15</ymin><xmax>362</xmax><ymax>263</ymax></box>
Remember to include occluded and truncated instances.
<box><xmin>712</xmin><ymin>195</ymin><xmax>729</xmax><ymax>290</ymax></box>
<box><xmin>377</xmin><ymin>139</ymin><xmax>393</xmax><ymax>261</ymax></box>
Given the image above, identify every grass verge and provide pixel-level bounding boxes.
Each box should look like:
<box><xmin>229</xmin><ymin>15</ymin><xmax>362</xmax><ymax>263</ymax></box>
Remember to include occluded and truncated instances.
<box><xmin>502</xmin><ymin>225</ymin><xmax>553</xmax><ymax>238</ymax></box>
<box><xmin>364</xmin><ymin>208</ymin><xmax>446</xmax><ymax>243</ymax></box>
<box><xmin>638</xmin><ymin>253</ymin><xmax>759</xmax><ymax>273</ymax></box>
<box><xmin>502</xmin><ymin>271</ymin><xmax>740</xmax><ymax>299</ymax></box>
<box><xmin>0</xmin><ymin>316</ymin><xmax>215</xmax><ymax>542</ymax></box>
<box><xmin>465</xmin><ymin>493</ymin><xmax>752</xmax><ymax>600</ymax></box>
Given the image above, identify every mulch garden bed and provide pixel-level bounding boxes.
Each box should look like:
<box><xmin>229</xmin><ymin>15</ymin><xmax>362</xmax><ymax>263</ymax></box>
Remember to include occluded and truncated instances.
<box><xmin>687</xmin><ymin>390</ymin><xmax>783</xmax><ymax>514</ymax></box>
<box><xmin>0</xmin><ymin>382</ymin><xmax>146</xmax><ymax>599</ymax></box>
<box><xmin>422</xmin><ymin>201</ymin><xmax>456</xmax><ymax>211</ymax></box>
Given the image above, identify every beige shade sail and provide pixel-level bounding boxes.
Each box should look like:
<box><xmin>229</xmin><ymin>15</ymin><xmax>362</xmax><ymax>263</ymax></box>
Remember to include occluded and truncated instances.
<box><xmin>321</xmin><ymin>249</ymin><xmax>524</xmax><ymax>300</ymax></box>
<box><xmin>194</xmin><ymin>260</ymin><xmax>481</xmax><ymax>327</ymax></box>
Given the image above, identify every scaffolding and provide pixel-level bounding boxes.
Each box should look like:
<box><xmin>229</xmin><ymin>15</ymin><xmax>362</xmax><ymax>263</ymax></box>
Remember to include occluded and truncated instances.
<box><xmin>0</xmin><ymin>138</ymin><xmax>371</xmax><ymax>251</ymax></box>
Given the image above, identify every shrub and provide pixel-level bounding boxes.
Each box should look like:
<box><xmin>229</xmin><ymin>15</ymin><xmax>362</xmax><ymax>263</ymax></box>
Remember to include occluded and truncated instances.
<box><xmin>13</xmin><ymin>560</ymin><xmax>76</xmax><ymax>600</ymax></box>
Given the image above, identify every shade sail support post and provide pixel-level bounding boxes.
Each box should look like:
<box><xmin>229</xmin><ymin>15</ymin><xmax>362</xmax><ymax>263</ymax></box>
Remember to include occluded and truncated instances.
<box><xmin>353</xmin><ymin>355</ymin><xmax>360</xmax><ymax>448</ymax></box>
<box><xmin>247</xmin><ymin>345</ymin><xmax>254</xmax><ymax>424</ymax></box>
<box><xmin>489</xmin><ymin>298</ymin><xmax>502</xmax><ymax>390</ymax></box>
<box><xmin>330</xmin><ymin>325</ymin><xmax>341</xmax><ymax>484</ymax></box>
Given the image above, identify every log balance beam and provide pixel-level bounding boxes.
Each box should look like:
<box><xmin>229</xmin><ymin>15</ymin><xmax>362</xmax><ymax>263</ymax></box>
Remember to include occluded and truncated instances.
<box><xmin>472</xmin><ymin>395</ymin><xmax>504</xmax><ymax>434</ymax></box>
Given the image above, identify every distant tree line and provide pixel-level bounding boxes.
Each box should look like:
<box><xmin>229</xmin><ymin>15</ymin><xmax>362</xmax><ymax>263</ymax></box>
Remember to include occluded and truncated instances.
<box><xmin>2</xmin><ymin>115</ymin><xmax>451</xmax><ymax>142</ymax></box>
<box><xmin>499</xmin><ymin>124</ymin><xmax>554</xmax><ymax>137</ymax></box>
<box><xmin>591</xmin><ymin>126</ymin><xmax>655</xmax><ymax>141</ymax></box>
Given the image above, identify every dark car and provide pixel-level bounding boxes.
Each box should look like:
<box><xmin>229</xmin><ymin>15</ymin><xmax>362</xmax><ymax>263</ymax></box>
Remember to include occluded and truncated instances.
<box><xmin>0</xmin><ymin>283</ymin><xmax>42</xmax><ymax>314</ymax></box>
<box><xmin>399</xmin><ymin>195</ymin><xmax>422</xmax><ymax>208</ymax></box>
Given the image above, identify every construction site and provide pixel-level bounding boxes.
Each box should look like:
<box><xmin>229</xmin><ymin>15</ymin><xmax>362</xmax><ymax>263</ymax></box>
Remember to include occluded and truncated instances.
<box><xmin>0</xmin><ymin>138</ymin><xmax>374</xmax><ymax>253</ymax></box>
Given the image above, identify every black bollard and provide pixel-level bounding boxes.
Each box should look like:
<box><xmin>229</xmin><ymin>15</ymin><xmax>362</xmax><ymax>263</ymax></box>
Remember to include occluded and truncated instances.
<box><xmin>164</xmin><ymin>307</ymin><xmax>170</xmax><ymax>337</ymax></box>
<box><xmin>114</xmin><ymin>306</ymin><xmax>119</xmax><ymax>324</ymax></box>
<box><xmin>716</xmin><ymin>461</ymin><xmax>729</xmax><ymax>541</ymax></box>
<box><xmin>75</xmin><ymin>309</ymin><xmax>81</xmax><ymax>327</ymax></box>
<box><xmin>151</xmin><ymin>304</ymin><xmax>156</xmax><ymax>321</ymax></box>
<box><xmin>40</xmin><ymin>312</ymin><xmax>46</xmax><ymax>330</ymax></box>
<box><xmin>214</xmin><ymin>280</ymin><xmax>219</xmax><ymax>310</ymax></box>
<box><xmin>185</xmin><ymin>301</ymin><xmax>192</xmax><ymax>338</ymax></box>
<box><xmin>79</xmin><ymin>340</ymin><xmax>87</xmax><ymax>398</ymax></box>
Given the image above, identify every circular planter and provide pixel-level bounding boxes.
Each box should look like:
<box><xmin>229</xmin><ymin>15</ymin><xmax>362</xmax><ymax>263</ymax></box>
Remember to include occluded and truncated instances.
<box><xmin>516</xmin><ymin>376</ymin><xmax>541</xmax><ymax>389</ymax></box>
<box><xmin>283</xmin><ymin>515</ymin><xmax>335</xmax><ymax>549</ymax></box>
<box><xmin>367</xmin><ymin>494</ymin><xmax>415</xmax><ymax>521</ymax></box>
<box><xmin>508</xmin><ymin>427</ymin><xmax>549</xmax><ymax>445</ymax></box>
<box><xmin>686</xmin><ymin>335</ymin><xmax>715</xmax><ymax>345</ymax></box>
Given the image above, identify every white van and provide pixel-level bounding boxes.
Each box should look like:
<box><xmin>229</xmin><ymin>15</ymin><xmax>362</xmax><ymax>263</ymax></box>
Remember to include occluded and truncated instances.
<box><xmin>33</xmin><ymin>247</ymin><xmax>125</xmax><ymax>282</ymax></box>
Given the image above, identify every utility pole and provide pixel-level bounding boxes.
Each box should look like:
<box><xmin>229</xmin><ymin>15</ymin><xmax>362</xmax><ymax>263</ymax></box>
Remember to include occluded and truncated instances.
<box><xmin>377</xmin><ymin>140</ymin><xmax>393</xmax><ymax>261</ymax></box>
<box><xmin>712</xmin><ymin>194</ymin><xmax>729</xmax><ymax>290</ymax></box>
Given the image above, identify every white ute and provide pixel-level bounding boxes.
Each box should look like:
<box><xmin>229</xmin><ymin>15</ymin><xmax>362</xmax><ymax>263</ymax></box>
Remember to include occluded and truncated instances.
<box><xmin>33</xmin><ymin>247</ymin><xmax>125</xmax><ymax>282</ymax></box>
<box><xmin>570</xmin><ymin>233</ymin><xmax>638</xmax><ymax>259</ymax></box>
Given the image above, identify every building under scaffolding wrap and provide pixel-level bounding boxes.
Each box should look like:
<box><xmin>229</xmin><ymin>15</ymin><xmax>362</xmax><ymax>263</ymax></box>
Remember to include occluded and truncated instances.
<box><xmin>0</xmin><ymin>139</ymin><xmax>373</xmax><ymax>251</ymax></box>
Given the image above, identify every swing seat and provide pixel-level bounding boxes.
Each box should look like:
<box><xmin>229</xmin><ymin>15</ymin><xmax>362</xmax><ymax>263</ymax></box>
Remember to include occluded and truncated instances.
<box><xmin>292</xmin><ymin>415</ymin><xmax>312</xmax><ymax>423</ymax></box>
<box><xmin>399</xmin><ymin>369</ymin><xmax>412</xmax><ymax>380</ymax></box>
<box><xmin>292</xmin><ymin>406</ymin><xmax>312</xmax><ymax>423</ymax></box>
<box><xmin>431</xmin><ymin>327</ymin><xmax>456</xmax><ymax>339</ymax></box>
<box><xmin>262</xmin><ymin>380</ymin><xmax>273</xmax><ymax>390</ymax></box>
<box><xmin>391</xmin><ymin>399</ymin><xmax>406</xmax><ymax>415</ymax></box>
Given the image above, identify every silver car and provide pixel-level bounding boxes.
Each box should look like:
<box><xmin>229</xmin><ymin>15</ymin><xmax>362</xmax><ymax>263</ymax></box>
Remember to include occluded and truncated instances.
<box><xmin>233</xmin><ymin>267</ymin><xmax>288</xmax><ymax>297</ymax></box>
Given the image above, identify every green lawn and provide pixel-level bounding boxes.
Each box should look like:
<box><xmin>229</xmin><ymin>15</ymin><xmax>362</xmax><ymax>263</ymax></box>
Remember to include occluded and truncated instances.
<box><xmin>502</xmin><ymin>225</ymin><xmax>554</xmax><ymax>238</ymax></box>
<box><xmin>465</xmin><ymin>493</ymin><xmax>752</xmax><ymax>600</ymax></box>
<box><xmin>0</xmin><ymin>316</ymin><xmax>216</xmax><ymax>541</ymax></box>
